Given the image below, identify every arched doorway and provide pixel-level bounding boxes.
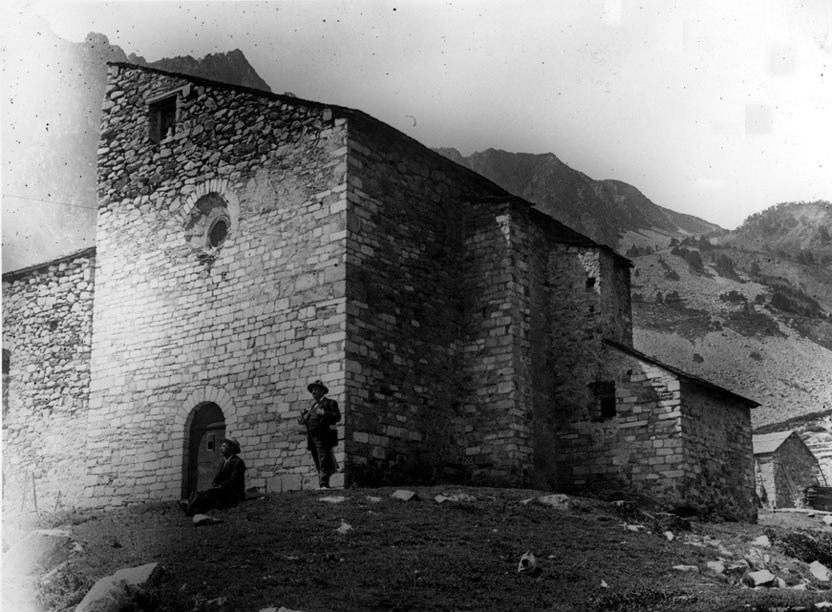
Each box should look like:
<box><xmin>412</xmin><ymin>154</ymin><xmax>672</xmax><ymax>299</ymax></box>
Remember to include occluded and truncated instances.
<box><xmin>185</xmin><ymin>403</ymin><xmax>226</xmax><ymax>497</ymax></box>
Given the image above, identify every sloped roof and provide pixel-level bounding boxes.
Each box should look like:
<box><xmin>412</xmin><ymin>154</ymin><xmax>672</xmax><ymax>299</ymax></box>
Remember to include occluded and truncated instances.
<box><xmin>107</xmin><ymin>62</ymin><xmax>619</xmax><ymax>259</ymax></box>
<box><xmin>752</xmin><ymin>431</ymin><xmax>795</xmax><ymax>455</ymax></box>
<box><xmin>2</xmin><ymin>247</ymin><xmax>96</xmax><ymax>282</ymax></box>
<box><xmin>605</xmin><ymin>340</ymin><xmax>760</xmax><ymax>408</ymax></box>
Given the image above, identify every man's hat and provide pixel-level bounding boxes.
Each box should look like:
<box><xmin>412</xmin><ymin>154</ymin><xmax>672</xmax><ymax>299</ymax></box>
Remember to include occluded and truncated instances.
<box><xmin>307</xmin><ymin>379</ymin><xmax>329</xmax><ymax>394</ymax></box>
<box><xmin>220</xmin><ymin>438</ymin><xmax>241</xmax><ymax>454</ymax></box>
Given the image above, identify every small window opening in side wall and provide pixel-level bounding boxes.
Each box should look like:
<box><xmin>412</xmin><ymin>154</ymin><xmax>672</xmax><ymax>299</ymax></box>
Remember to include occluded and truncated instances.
<box><xmin>206</xmin><ymin>433</ymin><xmax>215</xmax><ymax>452</ymax></box>
<box><xmin>589</xmin><ymin>380</ymin><xmax>616</xmax><ymax>421</ymax></box>
<box><xmin>585</xmin><ymin>277</ymin><xmax>597</xmax><ymax>291</ymax></box>
<box><xmin>149</xmin><ymin>94</ymin><xmax>177</xmax><ymax>143</ymax></box>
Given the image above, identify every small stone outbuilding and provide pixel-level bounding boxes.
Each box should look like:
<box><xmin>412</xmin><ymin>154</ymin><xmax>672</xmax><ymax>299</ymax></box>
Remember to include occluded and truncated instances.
<box><xmin>2</xmin><ymin>62</ymin><xmax>760</xmax><ymax>521</ymax></box>
<box><xmin>753</xmin><ymin>431</ymin><xmax>822</xmax><ymax>508</ymax></box>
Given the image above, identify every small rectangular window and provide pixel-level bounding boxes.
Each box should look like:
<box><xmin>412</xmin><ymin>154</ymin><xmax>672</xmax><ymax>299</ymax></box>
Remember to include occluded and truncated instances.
<box><xmin>589</xmin><ymin>381</ymin><xmax>616</xmax><ymax>421</ymax></box>
<box><xmin>149</xmin><ymin>95</ymin><xmax>177</xmax><ymax>143</ymax></box>
<box><xmin>206</xmin><ymin>434</ymin><xmax>215</xmax><ymax>451</ymax></box>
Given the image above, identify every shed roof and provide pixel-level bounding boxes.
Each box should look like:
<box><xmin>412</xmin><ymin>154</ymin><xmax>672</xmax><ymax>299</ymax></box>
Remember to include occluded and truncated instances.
<box><xmin>605</xmin><ymin>340</ymin><xmax>760</xmax><ymax>408</ymax></box>
<box><xmin>752</xmin><ymin>431</ymin><xmax>795</xmax><ymax>455</ymax></box>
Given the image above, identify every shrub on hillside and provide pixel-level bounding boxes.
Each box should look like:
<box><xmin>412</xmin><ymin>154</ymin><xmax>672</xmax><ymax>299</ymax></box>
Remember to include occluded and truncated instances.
<box><xmin>720</xmin><ymin>290</ymin><xmax>747</xmax><ymax>304</ymax></box>
<box><xmin>670</xmin><ymin>246</ymin><xmax>708</xmax><ymax>276</ymax></box>
<box><xmin>766</xmin><ymin>528</ymin><xmax>832</xmax><ymax>567</ymax></box>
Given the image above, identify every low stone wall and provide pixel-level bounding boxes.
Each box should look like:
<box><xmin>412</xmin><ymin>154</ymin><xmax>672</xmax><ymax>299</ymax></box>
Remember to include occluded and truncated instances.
<box><xmin>2</xmin><ymin>249</ymin><xmax>96</xmax><ymax>511</ymax></box>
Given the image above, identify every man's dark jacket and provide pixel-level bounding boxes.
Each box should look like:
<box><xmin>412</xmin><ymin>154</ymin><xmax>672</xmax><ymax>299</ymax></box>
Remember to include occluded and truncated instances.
<box><xmin>304</xmin><ymin>397</ymin><xmax>341</xmax><ymax>449</ymax></box>
<box><xmin>213</xmin><ymin>454</ymin><xmax>246</xmax><ymax>506</ymax></box>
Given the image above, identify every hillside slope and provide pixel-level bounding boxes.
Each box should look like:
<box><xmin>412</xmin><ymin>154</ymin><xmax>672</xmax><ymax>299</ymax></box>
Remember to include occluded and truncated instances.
<box><xmin>435</xmin><ymin>147</ymin><xmax>721</xmax><ymax>250</ymax></box>
<box><xmin>630</xmin><ymin>233</ymin><xmax>832</xmax><ymax>480</ymax></box>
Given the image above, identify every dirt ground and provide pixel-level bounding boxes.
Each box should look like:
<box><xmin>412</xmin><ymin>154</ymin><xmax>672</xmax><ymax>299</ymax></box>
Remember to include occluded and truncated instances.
<box><xmin>5</xmin><ymin>486</ymin><xmax>832</xmax><ymax>612</ymax></box>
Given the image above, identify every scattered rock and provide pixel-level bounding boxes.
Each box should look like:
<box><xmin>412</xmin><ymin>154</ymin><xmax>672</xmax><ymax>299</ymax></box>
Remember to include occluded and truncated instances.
<box><xmin>706</xmin><ymin>560</ymin><xmax>726</xmax><ymax>574</ymax></box>
<box><xmin>75</xmin><ymin>562</ymin><xmax>165</xmax><ymax>612</ymax></box>
<box><xmin>318</xmin><ymin>495</ymin><xmax>347</xmax><ymax>504</ymax></box>
<box><xmin>434</xmin><ymin>493</ymin><xmax>477</xmax><ymax>504</ymax></box>
<box><xmin>725</xmin><ymin>562</ymin><xmax>750</xmax><ymax>577</ymax></box>
<box><xmin>536</xmin><ymin>494</ymin><xmax>573</xmax><ymax>510</ymax></box>
<box><xmin>823</xmin><ymin>516</ymin><xmax>832</xmax><ymax>527</ymax></box>
<box><xmin>624</xmin><ymin>523</ymin><xmax>646</xmax><ymax>532</ymax></box>
<box><xmin>600</xmin><ymin>579</ymin><xmax>609</xmax><ymax>588</ymax></box>
<box><xmin>744</xmin><ymin>548</ymin><xmax>770</xmax><ymax>571</ymax></box>
<box><xmin>664</xmin><ymin>531</ymin><xmax>674</xmax><ymax>541</ymax></box>
<box><xmin>753</xmin><ymin>535</ymin><xmax>771</xmax><ymax>548</ymax></box>
<box><xmin>365</xmin><ymin>496</ymin><xmax>382</xmax><ymax>503</ymax></box>
<box><xmin>744</xmin><ymin>569</ymin><xmax>776</xmax><ymax>587</ymax></box>
<box><xmin>776</xmin><ymin>577</ymin><xmax>787</xmax><ymax>588</ymax></box>
<box><xmin>390</xmin><ymin>490</ymin><xmax>418</xmax><ymax>502</ymax></box>
<box><xmin>336</xmin><ymin>521</ymin><xmax>353</xmax><ymax>535</ymax></box>
<box><xmin>810</xmin><ymin>561</ymin><xmax>832</xmax><ymax>582</ymax></box>
<box><xmin>673</xmin><ymin>565</ymin><xmax>699</xmax><ymax>572</ymax></box>
<box><xmin>517</xmin><ymin>552</ymin><xmax>539</xmax><ymax>575</ymax></box>
<box><xmin>192</xmin><ymin>514</ymin><xmax>223</xmax><ymax>526</ymax></box>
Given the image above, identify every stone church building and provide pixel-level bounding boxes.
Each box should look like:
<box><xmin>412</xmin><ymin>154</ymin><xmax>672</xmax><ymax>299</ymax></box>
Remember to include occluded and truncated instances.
<box><xmin>2</xmin><ymin>63</ymin><xmax>759</xmax><ymax>521</ymax></box>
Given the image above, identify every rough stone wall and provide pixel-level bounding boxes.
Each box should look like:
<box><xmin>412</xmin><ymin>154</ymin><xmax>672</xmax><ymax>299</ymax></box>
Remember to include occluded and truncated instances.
<box><xmin>770</xmin><ymin>435</ymin><xmax>822</xmax><ymax>507</ymax></box>
<box><xmin>755</xmin><ymin>456</ymin><xmax>776</xmax><ymax>507</ymax></box>
<box><xmin>679</xmin><ymin>382</ymin><xmax>756</xmax><ymax>521</ymax></box>
<box><xmin>341</xmin><ymin>114</ymin><xmax>512</xmax><ymax>485</ymax></box>
<box><xmin>2</xmin><ymin>249</ymin><xmax>96</xmax><ymax>511</ymax></box>
<box><xmin>540</xmin><ymin>243</ymin><xmax>632</xmax><ymax>485</ymax></box>
<box><xmin>554</xmin><ymin>344</ymin><xmax>684</xmax><ymax>498</ymax></box>
<box><xmin>86</xmin><ymin>64</ymin><xmax>348</xmax><ymax>507</ymax></box>
<box><xmin>458</xmin><ymin>201</ymin><xmax>534</xmax><ymax>485</ymax></box>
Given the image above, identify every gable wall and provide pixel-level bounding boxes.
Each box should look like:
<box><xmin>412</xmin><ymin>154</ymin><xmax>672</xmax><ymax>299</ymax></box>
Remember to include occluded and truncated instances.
<box><xmin>679</xmin><ymin>383</ymin><xmax>756</xmax><ymax>521</ymax></box>
<box><xmin>85</xmin><ymin>66</ymin><xmax>349</xmax><ymax>507</ymax></box>
<box><xmin>554</xmin><ymin>345</ymin><xmax>684</xmax><ymax>498</ymax></box>
<box><xmin>2</xmin><ymin>251</ymin><xmax>96</xmax><ymax>512</ymax></box>
<box><xmin>770</xmin><ymin>435</ymin><xmax>821</xmax><ymax>507</ymax></box>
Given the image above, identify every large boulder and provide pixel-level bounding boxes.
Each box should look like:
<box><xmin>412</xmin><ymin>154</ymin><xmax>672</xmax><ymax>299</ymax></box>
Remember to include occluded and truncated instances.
<box><xmin>74</xmin><ymin>562</ymin><xmax>164</xmax><ymax>612</ymax></box>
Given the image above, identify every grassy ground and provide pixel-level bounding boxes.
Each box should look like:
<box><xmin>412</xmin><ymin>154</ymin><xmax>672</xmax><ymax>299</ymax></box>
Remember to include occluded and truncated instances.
<box><xmin>7</xmin><ymin>486</ymin><xmax>832</xmax><ymax>612</ymax></box>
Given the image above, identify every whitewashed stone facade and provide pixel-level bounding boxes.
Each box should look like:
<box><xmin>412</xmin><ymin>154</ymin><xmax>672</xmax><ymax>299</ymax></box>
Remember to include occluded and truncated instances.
<box><xmin>2</xmin><ymin>63</ymin><xmax>758</xmax><ymax>520</ymax></box>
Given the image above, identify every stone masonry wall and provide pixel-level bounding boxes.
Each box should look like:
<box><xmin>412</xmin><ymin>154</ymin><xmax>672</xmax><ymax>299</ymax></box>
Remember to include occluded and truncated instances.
<box><xmin>341</xmin><ymin>113</ymin><xmax>515</xmax><ymax>485</ymax></box>
<box><xmin>86</xmin><ymin>64</ymin><xmax>348</xmax><ymax>507</ymax></box>
<box><xmin>459</xmin><ymin>201</ymin><xmax>534</xmax><ymax>485</ymax></box>
<box><xmin>2</xmin><ymin>249</ymin><xmax>96</xmax><ymax>511</ymax></box>
<box><xmin>679</xmin><ymin>383</ymin><xmax>756</xmax><ymax>522</ymax></box>
<box><xmin>553</xmin><ymin>344</ymin><xmax>684</xmax><ymax>498</ymax></box>
<box><xmin>763</xmin><ymin>435</ymin><xmax>820</xmax><ymax>508</ymax></box>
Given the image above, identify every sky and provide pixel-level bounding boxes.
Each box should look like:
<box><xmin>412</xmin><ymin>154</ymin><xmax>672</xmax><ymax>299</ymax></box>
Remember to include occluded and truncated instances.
<box><xmin>4</xmin><ymin>0</ymin><xmax>832</xmax><ymax>231</ymax></box>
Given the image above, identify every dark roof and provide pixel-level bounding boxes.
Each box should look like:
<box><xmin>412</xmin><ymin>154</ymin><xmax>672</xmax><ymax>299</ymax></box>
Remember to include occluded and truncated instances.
<box><xmin>2</xmin><ymin>247</ymin><xmax>97</xmax><ymax>282</ymax></box>
<box><xmin>605</xmin><ymin>339</ymin><xmax>760</xmax><ymax>408</ymax></box>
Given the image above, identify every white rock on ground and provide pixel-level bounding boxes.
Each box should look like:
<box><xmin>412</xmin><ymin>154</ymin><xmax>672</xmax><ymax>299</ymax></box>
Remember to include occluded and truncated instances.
<box><xmin>745</xmin><ymin>569</ymin><xmax>776</xmax><ymax>587</ymax></box>
<box><xmin>390</xmin><ymin>490</ymin><xmax>418</xmax><ymax>502</ymax></box>
<box><xmin>75</xmin><ymin>562</ymin><xmax>164</xmax><ymax>612</ymax></box>
<box><xmin>810</xmin><ymin>561</ymin><xmax>832</xmax><ymax>582</ymax></box>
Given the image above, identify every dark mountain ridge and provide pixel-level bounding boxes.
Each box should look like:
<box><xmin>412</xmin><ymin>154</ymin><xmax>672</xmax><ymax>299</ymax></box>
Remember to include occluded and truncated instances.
<box><xmin>435</xmin><ymin>147</ymin><xmax>721</xmax><ymax>251</ymax></box>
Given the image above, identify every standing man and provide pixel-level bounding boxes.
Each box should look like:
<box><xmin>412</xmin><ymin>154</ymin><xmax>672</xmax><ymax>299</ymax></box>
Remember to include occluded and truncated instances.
<box><xmin>182</xmin><ymin>438</ymin><xmax>246</xmax><ymax>516</ymax></box>
<box><xmin>300</xmin><ymin>379</ymin><xmax>341</xmax><ymax>488</ymax></box>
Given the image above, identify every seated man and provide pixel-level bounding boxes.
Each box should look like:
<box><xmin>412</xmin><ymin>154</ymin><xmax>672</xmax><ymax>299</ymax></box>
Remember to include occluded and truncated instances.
<box><xmin>182</xmin><ymin>438</ymin><xmax>246</xmax><ymax>517</ymax></box>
